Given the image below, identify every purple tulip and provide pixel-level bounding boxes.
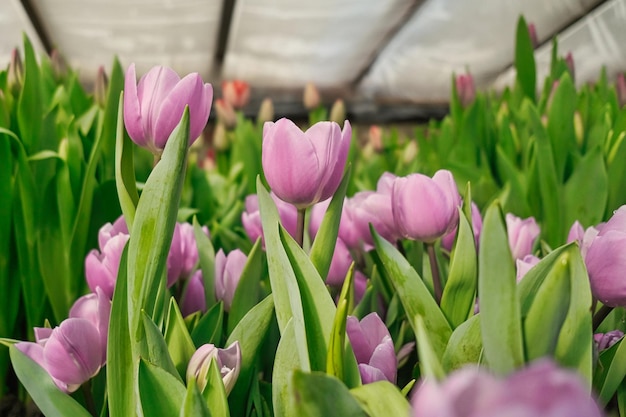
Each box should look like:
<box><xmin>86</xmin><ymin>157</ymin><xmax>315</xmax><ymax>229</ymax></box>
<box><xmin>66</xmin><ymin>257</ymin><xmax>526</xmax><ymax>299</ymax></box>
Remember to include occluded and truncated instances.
<box><xmin>17</xmin><ymin>319</ymin><xmax>103</xmax><ymax>393</ymax></box>
<box><xmin>309</xmin><ymin>197</ymin><xmax>361</xmax><ymax>250</ymax></box>
<box><xmin>181</xmin><ymin>270</ymin><xmax>206</xmax><ymax>317</ymax></box>
<box><xmin>586</xmin><ymin>206</ymin><xmax>626</xmax><ymax>307</ymax></box>
<box><xmin>617</xmin><ymin>73</ymin><xmax>626</xmax><ymax>108</ymax></box>
<box><xmin>411</xmin><ymin>359</ymin><xmax>603</xmax><ymax>417</ymax></box>
<box><xmin>516</xmin><ymin>254</ymin><xmax>541</xmax><ymax>283</ymax></box>
<box><xmin>262</xmin><ymin>118</ymin><xmax>351</xmax><ymax>208</ymax></box>
<box><xmin>123</xmin><ymin>63</ymin><xmax>213</xmax><ymax>155</ymax></box>
<box><xmin>69</xmin><ymin>288</ymin><xmax>111</xmax><ymax>364</ymax></box>
<box><xmin>392</xmin><ymin>170</ymin><xmax>461</xmax><ymax>243</ymax></box>
<box><xmin>97</xmin><ymin>216</ymin><xmax>128</xmax><ymax>250</ymax></box>
<box><xmin>346</xmin><ymin>313</ymin><xmax>397</xmax><ymax>384</ymax></box>
<box><xmin>167</xmin><ymin>222</ymin><xmax>208</xmax><ymax>288</ymax></box>
<box><xmin>186</xmin><ymin>341</ymin><xmax>241</xmax><ymax>394</ymax></box>
<box><xmin>455</xmin><ymin>72</ymin><xmax>476</xmax><ymax>107</ymax></box>
<box><xmin>326</xmin><ymin>238</ymin><xmax>354</xmax><ymax>286</ymax></box>
<box><xmin>441</xmin><ymin>201</ymin><xmax>483</xmax><ymax>252</ymax></box>
<box><xmin>505</xmin><ymin>213</ymin><xmax>540</xmax><ymax>260</ymax></box>
<box><xmin>215</xmin><ymin>249</ymin><xmax>247</xmax><ymax>312</ymax></box>
<box><xmin>595</xmin><ymin>330</ymin><xmax>624</xmax><ymax>352</ymax></box>
<box><xmin>567</xmin><ymin>220</ymin><xmax>601</xmax><ymax>259</ymax></box>
<box><xmin>241</xmin><ymin>193</ymin><xmax>298</xmax><ymax>246</ymax></box>
<box><xmin>85</xmin><ymin>233</ymin><xmax>130</xmax><ymax>299</ymax></box>
<box><xmin>528</xmin><ymin>22</ymin><xmax>539</xmax><ymax>48</ymax></box>
<box><xmin>565</xmin><ymin>52</ymin><xmax>576</xmax><ymax>82</ymax></box>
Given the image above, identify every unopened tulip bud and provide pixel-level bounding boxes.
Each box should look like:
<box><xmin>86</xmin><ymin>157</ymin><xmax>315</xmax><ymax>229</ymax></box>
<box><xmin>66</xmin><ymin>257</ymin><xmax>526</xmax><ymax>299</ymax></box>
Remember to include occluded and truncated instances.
<box><xmin>85</xmin><ymin>233</ymin><xmax>130</xmax><ymax>299</ymax></box>
<box><xmin>215</xmin><ymin>98</ymin><xmax>237</xmax><ymax>129</ymax></box>
<box><xmin>368</xmin><ymin>125</ymin><xmax>383</xmax><ymax>153</ymax></box>
<box><xmin>7</xmin><ymin>48</ymin><xmax>23</xmax><ymax>93</ymax></box>
<box><xmin>329</xmin><ymin>99</ymin><xmax>346</xmax><ymax>125</ymax></box>
<box><xmin>402</xmin><ymin>140</ymin><xmax>418</xmax><ymax>164</ymax></box>
<box><xmin>505</xmin><ymin>213</ymin><xmax>540</xmax><ymax>260</ymax></box>
<box><xmin>94</xmin><ymin>66</ymin><xmax>108</xmax><ymax>108</ymax></box>
<box><xmin>455</xmin><ymin>72</ymin><xmax>476</xmax><ymax>107</ymax></box>
<box><xmin>516</xmin><ymin>254</ymin><xmax>540</xmax><ymax>283</ymax></box>
<box><xmin>215</xmin><ymin>249</ymin><xmax>247</xmax><ymax>311</ymax></box>
<box><xmin>242</xmin><ymin>192</ymin><xmax>298</xmax><ymax>246</ymax></box>
<box><xmin>181</xmin><ymin>270</ymin><xmax>206</xmax><ymax>317</ymax></box>
<box><xmin>222</xmin><ymin>80</ymin><xmax>250</xmax><ymax>109</ymax></box>
<box><xmin>303</xmin><ymin>82</ymin><xmax>321</xmax><ymax>110</ymax></box>
<box><xmin>256</xmin><ymin>97</ymin><xmax>274</xmax><ymax>124</ymax></box>
<box><xmin>574</xmin><ymin>111</ymin><xmax>584</xmax><ymax>146</ymax></box>
<box><xmin>528</xmin><ymin>23</ymin><xmax>539</xmax><ymax>48</ymax></box>
<box><xmin>167</xmin><ymin>222</ymin><xmax>208</xmax><ymax>287</ymax></box>
<box><xmin>186</xmin><ymin>342</ymin><xmax>241</xmax><ymax>394</ymax></box>
<box><xmin>617</xmin><ymin>73</ymin><xmax>626</xmax><ymax>108</ymax></box>
<box><xmin>565</xmin><ymin>52</ymin><xmax>575</xmax><ymax>83</ymax></box>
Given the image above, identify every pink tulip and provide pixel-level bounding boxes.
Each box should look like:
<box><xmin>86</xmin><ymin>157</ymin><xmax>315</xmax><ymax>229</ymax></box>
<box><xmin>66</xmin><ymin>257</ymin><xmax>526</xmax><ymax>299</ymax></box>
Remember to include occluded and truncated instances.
<box><xmin>222</xmin><ymin>80</ymin><xmax>250</xmax><ymax>109</ymax></box>
<box><xmin>441</xmin><ymin>201</ymin><xmax>482</xmax><ymax>252</ymax></box>
<box><xmin>69</xmin><ymin>288</ymin><xmax>111</xmax><ymax>364</ymax></box>
<box><xmin>215</xmin><ymin>249</ymin><xmax>247</xmax><ymax>312</ymax></box>
<box><xmin>516</xmin><ymin>254</ymin><xmax>541</xmax><ymax>283</ymax></box>
<box><xmin>242</xmin><ymin>192</ymin><xmax>298</xmax><ymax>246</ymax></box>
<box><xmin>392</xmin><ymin>170</ymin><xmax>461</xmax><ymax>243</ymax></box>
<box><xmin>123</xmin><ymin>63</ymin><xmax>213</xmax><ymax>155</ymax></box>
<box><xmin>346</xmin><ymin>313</ymin><xmax>397</xmax><ymax>384</ymax></box>
<box><xmin>85</xmin><ymin>233</ymin><xmax>130</xmax><ymax>299</ymax></box>
<box><xmin>187</xmin><ymin>341</ymin><xmax>241</xmax><ymax>394</ymax></box>
<box><xmin>505</xmin><ymin>213</ymin><xmax>540</xmax><ymax>260</ymax></box>
<box><xmin>97</xmin><ymin>216</ymin><xmax>129</xmax><ymax>250</ymax></box>
<box><xmin>455</xmin><ymin>72</ymin><xmax>476</xmax><ymax>107</ymax></box>
<box><xmin>326</xmin><ymin>238</ymin><xmax>354</xmax><ymax>286</ymax></box>
<box><xmin>181</xmin><ymin>270</ymin><xmax>206</xmax><ymax>317</ymax></box>
<box><xmin>167</xmin><ymin>222</ymin><xmax>208</xmax><ymax>287</ymax></box>
<box><xmin>567</xmin><ymin>220</ymin><xmax>601</xmax><ymax>259</ymax></box>
<box><xmin>262</xmin><ymin>118</ymin><xmax>351</xmax><ymax>208</ymax></box>
<box><xmin>528</xmin><ymin>23</ymin><xmax>539</xmax><ymax>48</ymax></box>
<box><xmin>617</xmin><ymin>73</ymin><xmax>626</xmax><ymax>108</ymax></box>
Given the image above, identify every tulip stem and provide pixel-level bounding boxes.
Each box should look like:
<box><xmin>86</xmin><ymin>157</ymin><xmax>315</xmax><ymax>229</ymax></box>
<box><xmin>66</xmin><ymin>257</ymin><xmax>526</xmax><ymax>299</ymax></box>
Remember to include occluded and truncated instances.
<box><xmin>82</xmin><ymin>379</ymin><xmax>97</xmax><ymax>416</ymax></box>
<box><xmin>426</xmin><ymin>243</ymin><xmax>442</xmax><ymax>304</ymax></box>
<box><xmin>593</xmin><ymin>304</ymin><xmax>614</xmax><ymax>331</ymax></box>
<box><xmin>296</xmin><ymin>208</ymin><xmax>306</xmax><ymax>248</ymax></box>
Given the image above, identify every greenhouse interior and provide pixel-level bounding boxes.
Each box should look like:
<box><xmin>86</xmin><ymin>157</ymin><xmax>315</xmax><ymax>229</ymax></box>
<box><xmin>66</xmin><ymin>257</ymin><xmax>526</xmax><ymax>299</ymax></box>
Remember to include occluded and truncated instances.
<box><xmin>1</xmin><ymin>0</ymin><xmax>626</xmax><ymax>416</ymax></box>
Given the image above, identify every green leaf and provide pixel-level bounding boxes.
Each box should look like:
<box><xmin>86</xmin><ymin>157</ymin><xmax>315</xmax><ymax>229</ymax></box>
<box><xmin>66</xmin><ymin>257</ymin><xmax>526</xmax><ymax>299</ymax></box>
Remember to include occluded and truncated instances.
<box><xmin>350</xmin><ymin>381</ymin><xmax>411</xmax><ymax>417</ymax></box>
<box><xmin>514</xmin><ymin>16</ymin><xmax>536</xmax><ymax>102</ymax></box>
<box><xmin>193</xmin><ymin>217</ymin><xmax>216</xmax><ymax>308</ymax></box>
<box><xmin>227</xmin><ymin>238</ymin><xmax>263</xmax><ymax>333</ymax></box>
<box><xmin>327</xmin><ymin>263</ymin><xmax>354</xmax><ymax>381</ymax></box>
<box><xmin>100</xmin><ymin>56</ymin><xmax>125</xmax><ymax>178</ymax></box>
<box><xmin>564</xmin><ymin>146</ymin><xmax>608</xmax><ymax>227</ymax></box>
<box><xmin>9</xmin><ymin>346</ymin><xmax>92</xmax><ymax>417</ymax></box>
<box><xmin>165</xmin><ymin>298</ymin><xmax>197</xmax><ymax>378</ymax></box>
<box><xmin>138</xmin><ymin>359</ymin><xmax>186</xmax><ymax>416</ymax></box>
<box><xmin>202</xmin><ymin>358</ymin><xmax>230</xmax><ymax>417</ymax></box>
<box><xmin>107</xmin><ymin>244</ymin><xmax>135</xmax><ymax>417</ymax></box>
<box><xmin>180</xmin><ymin>378</ymin><xmax>212</xmax><ymax>417</ymax></box>
<box><xmin>142</xmin><ymin>310</ymin><xmax>182</xmax><ymax>381</ymax></box>
<box><xmin>191</xmin><ymin>302</ymin><xmax>224</xmax><ymax>347</ymax></box>
<box><xmin>478</xmin><ymin>201</ymin><xmax>524</xmax><ymax>374</ymax></box>
<box><xmin>441</xmin><ymin>208</ymin><xmax>478</xmax><ymax>328</ymax></box>
<box><xmin>596</xmin><ymin>338</ymin><xmax>626</xmax><ymax>406</ymax></box>
<box><xmin>309</xmin><ymin>167</ymin><xmax>350</xmax><ymax>279</ymax></box>
<box><xmin>292</xmin><ymin>370</ymin><xmax>366</xmax><ymax>417</ymax></box>
<box><xmin>272</xmin><ymin>319</ymin><xmax>307</xmax><ymax>417</ymax></box>
<box><xmin>371</xmin><ymin>228</ymin><xmax>452</xmax><ymax>359</ymax></box>
<box><xmin>522</xmin><ymin>252</ymin><xmax>571</xmax><ymax>361</ymax></box>
<box><xmin>414</xmin><ymin>314</ymin><xmax>445</xmax><ymax>379</ymax></box>
<box><xmin>114</xmin><ymin>92</ymin><xmax>139</xmax><ymax>227</ymax></box>
<box><xmin>442</xmin><ymin>314</ymin><xmax>482</xmax><ymax>372</ymax></box>
<box><xmin>17</xmin><ymin>34</ymin><xmax>43</xmax><ymax>154</ymax></box>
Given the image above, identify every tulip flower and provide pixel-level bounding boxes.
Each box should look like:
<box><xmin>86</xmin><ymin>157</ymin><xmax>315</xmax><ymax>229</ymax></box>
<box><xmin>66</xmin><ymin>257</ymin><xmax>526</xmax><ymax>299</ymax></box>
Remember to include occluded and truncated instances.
<box><xmin>567</xmin><ymin>220</ymin><xmax>601</xmax><ymax>259</ymax></box>
<box><xmin>69</xmin><ymin>288</ymin><xmax>111</xmax><ymax>364</ymax></box>
<box><xmin>565</xmin><ymin>52</ymin><xmax>576</xmax><ymax>82</ymax></box>
<box><xmin>329</xmin><ymin>99</ymin><xmax>346</xmax><ymax>125</ymax></box>
<box><xmin>167</xmin><ymin>222</ymin><xmax>208</xmax><ymax>288</ymax></box>
<box><xmin>256</xmin><ymin>98</ymin><xmax>275</xmax><ymax>124</ymax></box>
<box><xmin>595</xmin><ymin>330</ymin><xmax>624</xmax><ymax>352</ymax></box>
<box><xmin>586</xmin><ymin>206</ymin><xmax>626</xmax><ymax>307</ymax></box>
<box><xmin>123</xmin><ymin>63</ymin><xmax>213</xmax><ymax>155</ymax></box>
<box><xmin>455</xmin><ymin>72</ymin><xmax>476</xmax><ymax>107</ymax></box>
<box><xmin>17</xmin><ymin>319</ymin><xmax>103</xmax><ymax>393</ymax></box>
<box><xmin>222</xmin><ymin>80</ymin><xmax>250</xmax><ymax>109</ymax></box>
<box><xmin>241</xmin><ymin>192</ymin><xmax>298</xmax><ymax>246</ymax></box>
<box><xmin>97</xmin><ymin>216</ymin><xmax>129</xmax><ymax>250</ymax></box>
<box><xmin>411</xmin><ymin>359</ymin><xmax>603</xmax><ymax>417</ymax></box>
<box><xmin>392</xmin><ymin>170</ymin><xmax>461</xmax><ymax>243</ymax></box>
<box><xmin>326</xmin><ymin>238</ymin><xmax>354</xmax><ymax>286</ymax></box>
<box><xmin>85</xmin><ymin>233</ymin><xmax>130</xmax><ymax>299</ymax></box>
<box><xmin>346</xmin><ymin>313</ymin><xmax>397</xmax><ymax>384</ymax></box>
<box><xmin>505</xmin><ymin>213</ymin><xmax>540</xmax><ymax>260</ymax></box>
<box><xmin>181</xmin><ymin>270</ymin><xmax>206</xmax><ymax>317</ymax></box>
<box><xmin>516</xmin><ymin>254</ymin><xmax>541</xmax><ymax>283</ymax></box>
<box><xmin>303</xmin><ymin>81</ymin><xmax>321</xmax><ymax>110</ymax></box>
<box><xmin>215</xmin><ymin>249</ymin><xmax>247</xmax><ymax>312</ymax></box>
<box><xmin>441</xmin><ymin>201</ymin><xmax>482</xmax><ymax>252</ymax></box>
<box><xmin>186</xmin><ymin>341</ymin><xmax>241</xmax><ymax>394</ymax></box>
<box><xmin>262</xmin><ymin>118</ymin><xmax>351</xmax><ymax>209</ymax></box>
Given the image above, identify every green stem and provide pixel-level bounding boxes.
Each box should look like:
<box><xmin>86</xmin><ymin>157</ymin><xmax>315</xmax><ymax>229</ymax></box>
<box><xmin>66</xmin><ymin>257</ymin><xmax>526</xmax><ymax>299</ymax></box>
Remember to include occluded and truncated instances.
<box><xmin>593</xmin><ymin>304</ymin><xmax>613</xmax><ymax>331</ymax></box>
<box><xmin>296</xmin><ymin>208</ymin><xmax>306</xmax><ymax>248</ymax></box>
<box><xmin>82</xmin><ymin>379</ymin><xmax>97</xmax><ymax>417</ymax></box>
<box><xmin>426</xmin><ymin>243</ymin><xmax>442</xmax><ymax>304</ymax></box>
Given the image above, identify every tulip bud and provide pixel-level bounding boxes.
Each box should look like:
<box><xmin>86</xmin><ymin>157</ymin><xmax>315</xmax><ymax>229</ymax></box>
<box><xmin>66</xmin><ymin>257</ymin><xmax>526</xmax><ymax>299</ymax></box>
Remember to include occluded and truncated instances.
<box><xmin>505</xmin><ymin>213</ymin><xmax>540</xmax><ymax>260</ymax></box>
<box><xmin>567</xmin><ymin>220</ymin><xmax>600</xmax><ymax>259</ymax></box>
<box><xmin>574</xmin><ymin>111</ymin><xmax>584</xmax><ymax>146</ymax></box>
<box><xmin>167</xmin><ymin>222</ymin><xmax>209</xmax><ymax>287</ymax></box>
<box><xmin>594</xmin><ymin>330</ymin><xmax>624</xmax><ymax>352</ymax></box>
<box><xmin>368</xmin><ymin>125</ymin><xmax>383</xmax><ymax>153</ymax></box>
<box><xmin>124</xmin><ymin>64</ymin><xmax>213</xmax><ymax>156</ymax></box>
<box><xmin>326</xmin><ymin>238</ymin><xmax>354</xmax><ymax>286</ymax></box>
<box><xmin>528</xmin><ymin>23</ymin><xmax>539</xmax><ymax>48</ymax></box>
<box><xmin>242</xmin><ymin>193</ymin><xmax>298</xmax><ymax>246</ymax></box>
<box><xmin>215</xmin><ymin>249</ymin><xmax>247</xmax><ymax>311</ymax></box>
<box><xmin>262</xmin><ymin>118</ymin><xmax>351</xmax><ymax>208</ymax></box>
<box><xmin>455</xmin><ymin>72</ymin><xmax>476</xmax><ymax>107</ymax></box>
<box><xmin>222</xmin><ymin>80</ymin><xmax>250</xmax><ymax>109</ymax></box>
<box><xmin>441</xmin><ymin>201</ymin><xmax>482</xmax><ymax>252</ymax></box>
<box><xmin>215</xmin><ymin>98</ymin><xmax>237</xmax><ymax>130</ymax></box>
<box><xmin>85</xmin><ymin>233</ymin><xmax>130</xmax><ymax>299</ymax></box>
<box><xmin>7</xmin><ymin>48</ymin><xmax>23</xmax><ymax>94</ymax></box>
<box><xmin>617</xmin><ymin>73</ymin><xmax>626</xmax><ymax>108</ymax></box>
<box><xmin>346</xmin><ymin>313</ymin><xmax>397</xmax><ymax>384</ymax></box>
<box><xmin>329</xmin><ymin>99</ymin><xmax>346</xmax><ymax>125</ymax></box>
<box><xmin>212</xmin><ymin>122</ymin><xmax>229</xmax><ymax>151</ymax></box>
<box><xmin>256</xmin><ymin>97</ymin><xmax>275</xmax><ymax>124</ymax></box>
<box><xmin>181</xmin><ymin>270</ymin><xmax>206</xmax><ymax>317</ymax></box>
<box><xmin>186</xmin><ymin>342</ymin><xmax>241</xmax><ymax>394</ymax></box>
<box><xmin>565</xmin><ymin>52</ymin><xmax>575</xmax><ymax>83</ymax></box>
<box><xmin>94</xmin><ymin>66</ymin><xmax>108</xmax><ymax>108</ymax></box>
<box><xmin>516</xmin><ymin>254</ymin><xmax>540</xmax><ymax>283</ymax></box>
<box><xmin>392</xmin><ymin>170</ymin><xmax>461</xmax><ymax>243</ymax></box>
<box><xmin>411</xmin><ymin>359</ymin><xmax>603</xmax><ymax>417</ymax></box>
<box><xmin>402</xmin><ymin>140</ymin><xmax>418</xmax><ymax>164</ymax></box>
<box><xmin>303</xmin><ymin>82</ymin><xmax>321</xmax><ymax>110</ymax></box>
<box><xmin>69</xmin><ymin>288</ymin><xmax>111</xmax><ymax>365</ymax></box>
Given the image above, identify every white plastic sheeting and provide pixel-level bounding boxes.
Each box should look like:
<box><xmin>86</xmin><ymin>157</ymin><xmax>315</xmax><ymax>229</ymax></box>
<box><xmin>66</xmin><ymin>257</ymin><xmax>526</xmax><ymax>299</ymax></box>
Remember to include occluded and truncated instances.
<box><xmin>31</xmin><ymin>0</ymin><xmax>222</xmax><ymax>80</ymax></box>
<box><xmin>0</xmin><ymin>0</ymin><xmax>44</xmax><ymax>66</ymax></box>
<box><xmin>222</xmin><ymin>0</ymin><xmax>415</xmax><ymax>87</ymax></box>
<box><xmin>492</xmin><ymin>0</ymin><xmax>626</xmax><ymax>91</ymax></box>
<box><xmin>358</xmin><ymin>0</ymin><xmax>601</xmax><ymax>102</ymax></box>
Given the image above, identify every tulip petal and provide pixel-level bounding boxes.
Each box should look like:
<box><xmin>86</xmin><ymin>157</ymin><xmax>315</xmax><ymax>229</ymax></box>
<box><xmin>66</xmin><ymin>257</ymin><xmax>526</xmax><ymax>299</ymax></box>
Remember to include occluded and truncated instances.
<box><xmin>358</xmin><ymin>364</ymin><xmax>387</xmax><ymax>384</ymax></box>
<box><xmin>136</xmin><ymin>66</ymin><xmax>181</xmax><ymax>146</ymax></box>
<box><xmin>368</xmin><ymin>336</ymin><xmax>397</xmax><ymax>383</ymax></box>
<box><xmin>586</xmin><ymin>230</ymin><xmax>626</xmax><ymax>306</ymax></box>
<box><xmin>123</xmin><ymin>64</ymin><xmax>146</xmax><ymax>146</ymax></box>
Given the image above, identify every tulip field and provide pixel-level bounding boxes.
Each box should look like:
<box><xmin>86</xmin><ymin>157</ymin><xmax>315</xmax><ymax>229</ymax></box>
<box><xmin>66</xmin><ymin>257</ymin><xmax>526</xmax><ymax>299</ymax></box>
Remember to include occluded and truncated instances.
<box><xmin>3</xmin><ymin>16</ymin><xmax>626</xmax><ymax>416</ymax></box>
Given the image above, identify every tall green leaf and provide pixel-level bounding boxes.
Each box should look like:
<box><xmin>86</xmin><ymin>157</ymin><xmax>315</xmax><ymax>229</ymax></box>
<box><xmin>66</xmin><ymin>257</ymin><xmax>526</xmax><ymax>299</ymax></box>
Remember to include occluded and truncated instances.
<box><xmin>138</xmin><ymin>359</ymin><xmax>186</xmax><ymax>416</ymax></box>
<box><xmin>514</xmin><ymin>16</ymin><xmax>536</xmax><ymax>102</ymax></box>
<box><xmin>291</xmin><ymin>371</ymin><xmax>366</xmax><ymax>417</ymax></box>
